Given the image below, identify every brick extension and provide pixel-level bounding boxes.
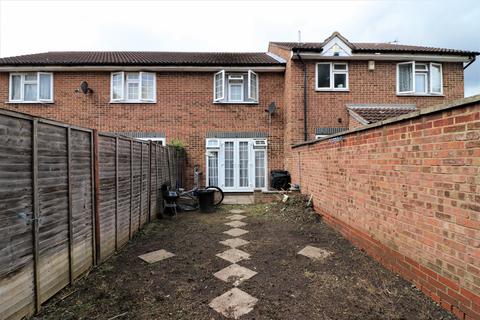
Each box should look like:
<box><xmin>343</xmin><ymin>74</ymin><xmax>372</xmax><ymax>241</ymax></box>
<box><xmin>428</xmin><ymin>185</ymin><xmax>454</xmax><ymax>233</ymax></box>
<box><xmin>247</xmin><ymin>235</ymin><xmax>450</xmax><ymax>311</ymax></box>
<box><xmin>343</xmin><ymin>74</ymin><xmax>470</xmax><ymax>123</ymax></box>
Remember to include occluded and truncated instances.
<box><xmin>290</xmin><ymin>96</ymin><xmax>480</xmax><ymax>320</ymax></box>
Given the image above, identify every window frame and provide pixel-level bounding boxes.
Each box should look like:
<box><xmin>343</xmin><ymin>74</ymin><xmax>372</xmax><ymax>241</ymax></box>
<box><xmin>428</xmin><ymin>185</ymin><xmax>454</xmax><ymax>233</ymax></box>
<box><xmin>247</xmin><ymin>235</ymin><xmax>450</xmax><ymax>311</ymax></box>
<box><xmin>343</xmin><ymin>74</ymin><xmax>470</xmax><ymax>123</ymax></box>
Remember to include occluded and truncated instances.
<box><xmin>110</xmin><ymin>71</ymin><xmax>156</xmax><ymax>103</ymax></box>
<box><xmin>315</xmin><ymin>62</ymin><xmax>349</xmax><ymax>91</ymax></box>
<box><xmin>429</xmin><ymin>62</ymin><xmax>443</xmax><ymax>95</ymax></box>
<box><xmin>213</xmin><ymin>70</ymin><xmax>258</xmax><ymax>103</ymax></box>
<box><xmin>9</xmin><ymin>72</ymin><xmax>54</xmax><ymax>103</ymax></box>
<box><xmin>228</xmin><ymin>78</ymin><xmax>244</xmax><ymax>102</ymax></box>
<box><xmin>397</xmin><ymin>61</ymin><xmax>443</xmax><ymax>96</ymax></box>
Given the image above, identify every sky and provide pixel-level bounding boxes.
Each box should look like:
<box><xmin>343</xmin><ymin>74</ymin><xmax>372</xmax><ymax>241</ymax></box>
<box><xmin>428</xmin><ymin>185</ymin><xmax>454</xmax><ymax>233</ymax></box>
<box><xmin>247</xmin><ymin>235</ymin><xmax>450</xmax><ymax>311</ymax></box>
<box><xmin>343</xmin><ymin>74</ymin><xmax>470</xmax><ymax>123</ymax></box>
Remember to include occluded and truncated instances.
<box><xmin>0</xmin><ymin>0</ymin><xmax>479</xmax><ymax>96</ymax></box>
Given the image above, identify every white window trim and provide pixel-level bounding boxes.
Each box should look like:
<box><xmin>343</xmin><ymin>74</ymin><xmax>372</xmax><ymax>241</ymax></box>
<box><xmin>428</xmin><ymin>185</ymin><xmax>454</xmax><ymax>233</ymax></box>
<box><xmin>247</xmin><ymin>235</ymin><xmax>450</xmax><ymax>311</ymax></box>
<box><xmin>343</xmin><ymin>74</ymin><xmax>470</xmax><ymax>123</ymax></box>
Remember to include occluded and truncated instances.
<box><xmin>9</xmin><ymin>72</ymin><xmax>54</xmax><ymax>103</ymax></box>
<box><xmin>138</xmin><ymin>137</ymin><xmax>166</xmax><ymax>145</ymax></box>
<box><xmin>110</xmin><ymin>71</ymin><xmax>156</xmax><ymax>103</ymax></box>
<box><xmin>315</xmin><ymin>62</ymin><xmax>349</xmax><ymax>91</ymax></box>
<box><xmin>213</xmin><ymin>70</ymin><xmax>225</xmax><ymax>102</ymax></box>
<box><xmin>397</xmin><ymin>61</ymin><xmax>443</xmax><ymax>96</ymax></box>
<box><xmin>430</xmin><ymin>63</ymin><xmax>443</xmax><ymax>95</ymax></box>
<box><xmin>228</xmin><ymin>80</ymin><xmax>244</xmax><ymax>102</ymax></box>
<box><xmin>247</xmin><ymin>70</ymin><xmax>259</xmax><ymax>101</ymax></box>
<box><xmin>315</xmin><ymin>134</ymin><xmax>329</xmax><ymax>140</ymax></box>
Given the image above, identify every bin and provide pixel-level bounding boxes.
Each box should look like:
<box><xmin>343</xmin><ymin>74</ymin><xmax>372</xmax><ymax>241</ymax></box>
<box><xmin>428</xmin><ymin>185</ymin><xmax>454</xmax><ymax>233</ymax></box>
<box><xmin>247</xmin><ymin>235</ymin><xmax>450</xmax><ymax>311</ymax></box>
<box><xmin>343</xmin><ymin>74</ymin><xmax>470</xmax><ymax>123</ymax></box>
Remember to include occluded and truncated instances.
<box><xmin>198</xmin><ymin>189</ymin><xmax>215</xmax><ymax>213</ymax></box>
<box><xmin>270</xmin><ymin>170</ymin><xmax>291</xmax><ymax>190</ymax></box>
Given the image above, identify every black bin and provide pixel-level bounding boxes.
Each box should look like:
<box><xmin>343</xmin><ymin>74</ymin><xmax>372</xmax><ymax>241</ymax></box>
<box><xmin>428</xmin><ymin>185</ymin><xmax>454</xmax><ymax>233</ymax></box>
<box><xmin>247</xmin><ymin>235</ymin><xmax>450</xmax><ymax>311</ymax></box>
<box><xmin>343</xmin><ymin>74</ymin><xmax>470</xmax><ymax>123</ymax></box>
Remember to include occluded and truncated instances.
<box><xmin>198</xmin><ymin>189</ymin><xmax>215</xmax><ymax>213</ymax></box>
<box><xmin>270</xmin><ymin>170</ymin><xmax>291</xmax><ymax>190</ymax></box>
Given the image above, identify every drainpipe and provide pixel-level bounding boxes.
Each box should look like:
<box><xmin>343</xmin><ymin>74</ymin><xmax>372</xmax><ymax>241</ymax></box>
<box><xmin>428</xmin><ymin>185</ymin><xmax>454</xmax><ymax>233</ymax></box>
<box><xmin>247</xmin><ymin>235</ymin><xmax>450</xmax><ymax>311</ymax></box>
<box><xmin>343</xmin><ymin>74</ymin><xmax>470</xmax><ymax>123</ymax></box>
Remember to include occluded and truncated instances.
<box><xmin>296</xmin><ymin>49</ymin><xmax>308</xmax><ymax>141</ymax></box>
<box><xmin>464</xmin><ymin>56</ymin><xmax>476</xmax><ymax>70</ymax></box>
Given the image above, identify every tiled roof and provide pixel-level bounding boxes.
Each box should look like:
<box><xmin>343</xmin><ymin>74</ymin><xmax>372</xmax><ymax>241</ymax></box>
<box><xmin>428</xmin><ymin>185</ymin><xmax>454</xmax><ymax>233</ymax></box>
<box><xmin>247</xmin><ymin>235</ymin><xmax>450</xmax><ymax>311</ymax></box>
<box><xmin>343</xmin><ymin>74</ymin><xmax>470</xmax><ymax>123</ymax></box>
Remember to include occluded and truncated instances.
<box><xmin>315</xmin><ymin>127</ymin><xmax>348</xmax><ymax>135</ymax></box>
<box><xmin>347</xmin><ymin>104</ymin><xmax>417</xmax><ymax>124</ymax></box>
<box><xmin>206</xmin><ymin>132</ymin><xmax>267</xmax><ymax>139</ymax></box>
<box><xmin>0</xmin><ymin>51</ymin><xmax>284</xmax><ymax>66</ymax></box>
<box><xmin>270</xmin><ymin>41</ymin><xmax>479</xmax><ymax>56</ymax></box>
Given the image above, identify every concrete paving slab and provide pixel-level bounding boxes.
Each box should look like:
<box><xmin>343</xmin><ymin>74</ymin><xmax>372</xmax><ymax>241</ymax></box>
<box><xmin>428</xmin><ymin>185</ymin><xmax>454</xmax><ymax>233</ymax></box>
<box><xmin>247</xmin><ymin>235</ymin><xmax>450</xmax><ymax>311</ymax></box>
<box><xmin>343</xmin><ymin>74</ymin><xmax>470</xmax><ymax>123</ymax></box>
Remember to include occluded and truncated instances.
<box><xmin>138</xmin><ymin>249</ymin><xmax>175</xmax><ymax>263</ymax></box>
<box><xmin>229</xmin><ymin>209</ymin><xmax>247</xmax><ymax>214</ymax></box>
<box><xmin>297</xmin><ymin>245</ymin><xmax>333</xmax><ymax>260</ymax></box>
<box><xmin>214</xmin><ymin>264</ymin><xmax>257</xmax><ymax>286</ymax></box>
<box><xmin>209</xmin><ymin>288</ymin><xmax>258</xmax><ymax>319</ymax></box>
<box><xmin>225</xmin><ymin>220</ymin><xmax>247</xmax><ymax>228</ymax></box>
<box><xmin>216</xmin><ymin>248</ymin><xmax>250</xmax><ymax>263</ymax></box>
<box><xmin>226</xmin><ymin>214</ymin><xmax>247</xmax><ymax>221</ymax></box>
<box><xmin>223</xmin><ymin>196</ymin><xmax>254</xmax><ymax>205</ymax></box>
<box><xmin>219</xmin><ymin>238</ymin><xmax>250</xmax><ymax>248</ymax></box>
<box><xmin>223</xmin><ymin>228</ymin><xmax>249</xmax><ymax>237</ymax></box>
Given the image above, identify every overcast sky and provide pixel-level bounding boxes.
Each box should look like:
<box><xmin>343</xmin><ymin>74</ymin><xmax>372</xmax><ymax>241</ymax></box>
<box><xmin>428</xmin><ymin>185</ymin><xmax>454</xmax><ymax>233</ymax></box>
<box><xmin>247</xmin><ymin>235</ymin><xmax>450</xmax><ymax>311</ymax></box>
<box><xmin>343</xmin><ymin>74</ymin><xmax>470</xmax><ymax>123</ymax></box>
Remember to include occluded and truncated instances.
<box><xmin>1</xmin><ymin>0</ymin><xmax>479</xmax><ymax>96</ymax></box>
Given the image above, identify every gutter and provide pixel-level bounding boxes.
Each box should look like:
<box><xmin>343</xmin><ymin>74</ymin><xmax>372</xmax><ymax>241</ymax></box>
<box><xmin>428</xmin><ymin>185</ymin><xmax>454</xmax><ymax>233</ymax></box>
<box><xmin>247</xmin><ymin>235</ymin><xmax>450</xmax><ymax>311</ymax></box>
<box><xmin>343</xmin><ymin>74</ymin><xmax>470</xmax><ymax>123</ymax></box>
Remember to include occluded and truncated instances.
<box><xmin>464</xmin><ymin>56</ymin><xmax>476</xmax><ymax>69</ymax></box>
<box><xmin>296</xmin><ymin>49</ymin><xmax>308</xmax><ymax>141</ymax></box>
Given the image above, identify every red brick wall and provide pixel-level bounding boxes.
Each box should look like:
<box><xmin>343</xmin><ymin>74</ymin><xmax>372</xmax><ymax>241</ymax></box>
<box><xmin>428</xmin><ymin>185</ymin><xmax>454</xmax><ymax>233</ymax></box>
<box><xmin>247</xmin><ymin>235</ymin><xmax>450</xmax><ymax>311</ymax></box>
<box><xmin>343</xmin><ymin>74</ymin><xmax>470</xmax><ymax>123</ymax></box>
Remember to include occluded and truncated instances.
<box><xmin>348</xmin><ymin>114</ymin><xmax>364</xmax><ymax>130</ymax></box>
<box><xmin>290</xmin><ymin>98</ymin><xmax>480</xmax><ymax>319</ymax></box>
<box><xmin>0</xmin><ymin>71</ymin><xmax>285</xmax><ymax>186</ymax></box>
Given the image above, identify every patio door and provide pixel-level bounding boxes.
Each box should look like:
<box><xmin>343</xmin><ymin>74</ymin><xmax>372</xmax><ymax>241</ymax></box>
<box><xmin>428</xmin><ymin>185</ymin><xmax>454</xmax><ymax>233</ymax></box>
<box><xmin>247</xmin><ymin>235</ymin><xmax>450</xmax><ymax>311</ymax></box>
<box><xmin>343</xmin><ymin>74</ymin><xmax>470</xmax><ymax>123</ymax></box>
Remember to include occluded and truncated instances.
<box><xmin>206</xmin><ymin>138</ymin><xmax>267</xmax><ymax>192</ymax></box>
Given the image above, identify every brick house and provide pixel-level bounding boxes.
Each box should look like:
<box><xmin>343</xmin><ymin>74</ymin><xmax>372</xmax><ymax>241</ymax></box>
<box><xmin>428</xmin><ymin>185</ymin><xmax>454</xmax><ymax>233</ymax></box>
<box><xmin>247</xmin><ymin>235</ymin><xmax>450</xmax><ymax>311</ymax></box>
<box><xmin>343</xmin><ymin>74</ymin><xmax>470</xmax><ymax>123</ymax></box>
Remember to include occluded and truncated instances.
<box><xmin>0</xmin><ymin>32</ymin><xmax>477</xmax><ymax>191</ymax></box>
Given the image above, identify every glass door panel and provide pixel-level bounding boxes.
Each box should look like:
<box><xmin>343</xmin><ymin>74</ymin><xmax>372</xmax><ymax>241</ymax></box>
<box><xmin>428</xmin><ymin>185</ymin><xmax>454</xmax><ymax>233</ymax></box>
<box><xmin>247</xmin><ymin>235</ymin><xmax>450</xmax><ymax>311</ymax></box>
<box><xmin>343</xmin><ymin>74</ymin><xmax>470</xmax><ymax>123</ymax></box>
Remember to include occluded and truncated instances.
<box><xmin>239</xmin><ymin>141</ymin><xmax>249</xmax><ymax>187</ymax></box>
<box><xmin>224</xmin><ymin>141</ymin><xmax>234</xmax><ymax>188</ymax></box>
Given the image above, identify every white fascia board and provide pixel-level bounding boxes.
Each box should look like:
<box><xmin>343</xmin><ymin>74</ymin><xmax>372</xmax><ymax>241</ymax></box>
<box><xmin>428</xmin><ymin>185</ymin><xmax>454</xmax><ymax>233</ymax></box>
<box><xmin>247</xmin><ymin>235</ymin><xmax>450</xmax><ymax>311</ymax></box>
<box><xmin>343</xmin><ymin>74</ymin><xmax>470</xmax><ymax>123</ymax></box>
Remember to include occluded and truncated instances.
<box><xmin>292</xmin><ymin>53</ymin><xmax>473</xmax><ymax>63</ymax></box>
<box><xmin>0</xmin><ymin>65</ymin><xmax>286</xmax><ymax>72</ymax></box>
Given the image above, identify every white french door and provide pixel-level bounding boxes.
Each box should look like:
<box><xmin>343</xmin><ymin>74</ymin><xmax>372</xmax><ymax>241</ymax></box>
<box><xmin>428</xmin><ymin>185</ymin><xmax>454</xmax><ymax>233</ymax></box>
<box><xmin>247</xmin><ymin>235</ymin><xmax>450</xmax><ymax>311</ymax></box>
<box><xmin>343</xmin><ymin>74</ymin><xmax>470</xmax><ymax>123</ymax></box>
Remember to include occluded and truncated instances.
<box><xmin>206</xmin><ymin>139</ymin><xmax>267</xmax><ymax>192</ymax></box>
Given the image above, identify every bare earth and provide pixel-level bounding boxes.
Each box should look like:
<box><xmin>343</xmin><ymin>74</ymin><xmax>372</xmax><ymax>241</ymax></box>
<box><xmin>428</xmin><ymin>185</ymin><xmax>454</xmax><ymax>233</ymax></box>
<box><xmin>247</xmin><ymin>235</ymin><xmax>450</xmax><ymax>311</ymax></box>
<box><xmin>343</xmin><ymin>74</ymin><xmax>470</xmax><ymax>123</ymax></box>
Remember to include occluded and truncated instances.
<box><xmin>33</xmin><ymin>198</ymin><xmax>455</xmax><ymax>320</ymax></box>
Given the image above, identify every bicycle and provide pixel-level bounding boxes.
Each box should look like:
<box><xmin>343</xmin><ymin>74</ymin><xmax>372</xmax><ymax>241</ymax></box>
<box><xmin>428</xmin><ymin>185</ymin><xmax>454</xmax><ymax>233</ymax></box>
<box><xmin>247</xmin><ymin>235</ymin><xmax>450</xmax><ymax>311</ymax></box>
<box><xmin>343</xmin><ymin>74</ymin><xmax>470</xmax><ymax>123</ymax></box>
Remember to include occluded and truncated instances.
<box><xmin>176</xmin><ymin>165</ymin><xmax>224</xmax><ymax>211</ymax></box>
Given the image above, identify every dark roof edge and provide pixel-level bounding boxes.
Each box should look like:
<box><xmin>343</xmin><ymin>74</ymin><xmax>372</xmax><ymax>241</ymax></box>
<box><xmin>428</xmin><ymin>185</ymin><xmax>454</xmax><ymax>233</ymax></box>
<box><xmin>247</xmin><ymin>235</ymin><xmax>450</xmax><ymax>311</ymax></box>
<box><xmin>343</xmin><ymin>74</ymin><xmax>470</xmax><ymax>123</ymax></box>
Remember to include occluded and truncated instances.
<box><xmin>293</xmin><ymin>94</ymin><xmax>480</xmax><ymax>148</ymax></box>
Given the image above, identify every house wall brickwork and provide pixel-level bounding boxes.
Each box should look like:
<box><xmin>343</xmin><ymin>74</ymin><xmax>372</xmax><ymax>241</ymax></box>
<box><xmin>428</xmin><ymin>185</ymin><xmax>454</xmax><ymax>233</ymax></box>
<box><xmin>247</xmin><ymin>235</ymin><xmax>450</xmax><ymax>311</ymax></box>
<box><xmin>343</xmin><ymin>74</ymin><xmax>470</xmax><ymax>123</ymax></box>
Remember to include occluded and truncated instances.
<box><xmin>290</xmin><ymin>98</ymin><xmax>480</xmax><ymax>319</ymax></box>
<box><xmin>0</xmin><ymin>71</ymin><xmax>285</xmax><ymax>186</ymax></box>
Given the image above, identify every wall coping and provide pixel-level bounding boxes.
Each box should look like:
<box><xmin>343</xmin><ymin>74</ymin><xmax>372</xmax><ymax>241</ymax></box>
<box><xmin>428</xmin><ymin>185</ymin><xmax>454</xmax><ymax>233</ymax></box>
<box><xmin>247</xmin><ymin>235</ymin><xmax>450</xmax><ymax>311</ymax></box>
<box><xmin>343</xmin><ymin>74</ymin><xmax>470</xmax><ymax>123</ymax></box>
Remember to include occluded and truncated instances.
<box><xmin>293</xmin><ymin>94</ymin><xmax>480</xmax><ymax>149</ymax></box>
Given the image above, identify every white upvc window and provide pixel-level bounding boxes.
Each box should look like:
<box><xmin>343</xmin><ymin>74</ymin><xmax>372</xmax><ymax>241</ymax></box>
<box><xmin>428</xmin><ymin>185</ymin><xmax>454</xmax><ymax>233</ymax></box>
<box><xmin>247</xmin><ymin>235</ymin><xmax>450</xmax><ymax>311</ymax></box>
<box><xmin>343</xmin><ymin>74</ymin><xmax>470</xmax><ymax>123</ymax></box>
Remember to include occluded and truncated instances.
<box><xmin>397</xmin><ymin>61</ymin><xmax>443</xmax><ymax>95</ymax></box>
<box><xmin>315</xmin><ymin>62</ymin><xmax>349</xmax><ymax>91</ymax></box>
<box><xmin>110</xmin><ymin>71</ymin><xmax>156</xmax><ymax>103</ymax></box>
<box><xmin>213</xmin><ymin>70</ymin><xmax>259</xmax><ymax>103</ymax></box>
<box><xmin>9</xmin><ymin>72</ymin><xmax>53</xmax><ymax>103</ymax></box>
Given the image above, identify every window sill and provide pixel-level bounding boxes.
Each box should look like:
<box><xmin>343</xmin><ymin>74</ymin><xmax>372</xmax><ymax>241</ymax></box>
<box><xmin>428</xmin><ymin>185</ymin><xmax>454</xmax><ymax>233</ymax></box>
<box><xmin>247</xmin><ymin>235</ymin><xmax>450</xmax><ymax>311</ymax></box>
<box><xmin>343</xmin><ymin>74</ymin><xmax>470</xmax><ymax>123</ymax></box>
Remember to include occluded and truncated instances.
<box><xmin>109</xmin><ymin>100</ymin><xmax>157</xmax><ymax>104</ymax></box>
<box><xmin>213</xmin><ymin>101</ymin><xmax>259</xmax><ymax>105</ymax></box>
<box><xmin>315</xmin><ymin>88</ymin><xmax>349</xmax><ymax>92</ymax></box>
<box><xmin>396</xmin><ymin>93</ymin><xmax>444</xmax><ymax>97</ymax></box>
<box><xmin>7</xmin><ymin>101</ymin><xmax>54</xmax><ymax>104</ymax></box>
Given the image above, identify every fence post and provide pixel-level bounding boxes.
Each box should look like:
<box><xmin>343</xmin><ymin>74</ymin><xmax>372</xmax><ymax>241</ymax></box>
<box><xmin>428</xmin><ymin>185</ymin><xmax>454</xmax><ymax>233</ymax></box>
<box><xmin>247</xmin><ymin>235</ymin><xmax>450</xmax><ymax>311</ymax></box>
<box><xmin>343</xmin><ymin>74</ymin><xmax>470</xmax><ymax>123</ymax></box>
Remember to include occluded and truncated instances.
<box><xmin>90</xmin><ymin>130</ymin><xmax>97</xmax><ymax>266</ymax></box>
<box><xmin>32</xmin><ymin>119</ymin><xmax>41</xmax><ymax>312</ymax></box>
<box><xmin>139</xmin><ymin>143</ymin><xmax>143</xmax><ymax>228</ymax></box>
<box><xmin>115</xmin><ymin>137</ymin><xmax>119</xmax><ymax>251</ymax></box>
<box><xmin>93</xmin><ymin>130</ymin><xmax>101</xmax><ymax>263</ymax></box>
<box><xmin>148</xmin><ymin>141</ymin><xmax>152</xmax><ymax>222</ymax></box>
<box><xmin>166</xmin><ymin>146</ymin><xmax>171</xmax><ymax>187</ymax></box>
<box><xmin>129</xmin><ymin>139</ymin><xmax>133</xmax><ymax>239</ymax></box>
<box><xmin>67</xmin><ymin>127</ymin><xmax>74</xmax><ymax>284</ymax></box>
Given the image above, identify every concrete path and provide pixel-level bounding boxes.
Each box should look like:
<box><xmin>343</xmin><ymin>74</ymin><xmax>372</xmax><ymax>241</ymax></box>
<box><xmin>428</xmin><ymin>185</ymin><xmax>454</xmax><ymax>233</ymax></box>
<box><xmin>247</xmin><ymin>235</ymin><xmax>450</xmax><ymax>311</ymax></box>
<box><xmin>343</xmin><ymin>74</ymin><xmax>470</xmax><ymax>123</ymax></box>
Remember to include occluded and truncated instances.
<box><xmin>209</xmin><ymin>209</ymin><xmax>258</xmax><ymax>319</ymax></box>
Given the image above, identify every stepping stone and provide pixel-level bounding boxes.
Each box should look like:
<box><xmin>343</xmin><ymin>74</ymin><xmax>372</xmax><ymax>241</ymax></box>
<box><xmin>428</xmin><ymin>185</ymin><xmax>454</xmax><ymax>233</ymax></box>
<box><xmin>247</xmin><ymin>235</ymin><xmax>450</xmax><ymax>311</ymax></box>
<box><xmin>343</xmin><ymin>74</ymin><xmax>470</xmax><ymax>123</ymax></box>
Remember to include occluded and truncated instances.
<box><xmin>229</xmin><ymin>209</ymin><xmax>246</xmax><ymax>214</ymax></box>
<box><xmin>138</xmin><ymin>249</ymin><xmax>175</xmax><ymax>263</ymax></box>
<box><xmin>220</xmin><ymin>238</ymin><xmax>250</xmax><ymax>249</ymax></box>
<box><xmin>214</xmin><ymin>264</ymin><xmax>257</xmax><ymax>286</ymax></box>
<box><xmin>216</xmin><ymin>248</ymin><xmax>250</xmax><ymax>263</ymax></box>
<box><xmin>226</xmin><ymin>214</ymin><xmax>247</xmax><ymax>220</ymax></box>
<box><xmin>223</xmin><ymin>228</ymin><xmax>249</xmax><ymax>237</ymax></box>
<box><xmin>297</xmin><ymin>245</ymin><xmax>333</xmax><ymax>260</ymax></box>
<box><xmin>209</xmin><ymin>287</ymin><xmax>258</xmax><ymax>319</ymax></box>
<box><xmin>225</xmin><ymin>220</ymin><xmax>247</xmax><ymax>228</ymax></box>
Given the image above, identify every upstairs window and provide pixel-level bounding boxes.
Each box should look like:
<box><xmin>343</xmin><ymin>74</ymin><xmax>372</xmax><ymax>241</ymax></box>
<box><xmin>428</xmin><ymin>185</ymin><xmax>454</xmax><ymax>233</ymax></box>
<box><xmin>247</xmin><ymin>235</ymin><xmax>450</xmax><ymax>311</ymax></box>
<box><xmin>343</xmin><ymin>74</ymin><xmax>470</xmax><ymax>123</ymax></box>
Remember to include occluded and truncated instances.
<box><xmin>397</xmin><ymin>62</ymin><xmax>442</xmax><ymax>95</ymax></box>
<box><xmin>316</xmin><ymin>62</ymin><xmax>348</xmax><ymax>91</ymax></box>
<box><xmin>213</xmin><ymin>70</ymin><xmax>258</xmax><ymax>103</ymax></box>
<box><xmin>111</xmin><ymin>72</ymin><xmax>156</xmax><ymax>102</ymax></box>
<box><xmin>9</xmin><ymin>72</ymin><xmax>53</xmax><ymax>102</ymax></box>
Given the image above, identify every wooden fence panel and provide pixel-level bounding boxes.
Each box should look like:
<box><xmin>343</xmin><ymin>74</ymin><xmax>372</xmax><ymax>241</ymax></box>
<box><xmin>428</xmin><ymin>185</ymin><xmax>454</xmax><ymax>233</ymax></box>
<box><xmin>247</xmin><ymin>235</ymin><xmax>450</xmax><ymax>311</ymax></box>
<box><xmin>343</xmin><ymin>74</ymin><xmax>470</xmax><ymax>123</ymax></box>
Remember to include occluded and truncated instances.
<box><xmin>98</xmin><ymin>135</ymin><xmax>116</xmax><ymax>261</ymax></box>
<box><xmin>70</xmin><ymin>129</ymin><xmax>94</xmax><ymax>279</ymax></box>
<box><xmin>117</xmin><ymin>138</ymin><xmax>131</xmax><ymax>247</ymax></box>
<box><xmin>140</xmin><ymin>143</ymin><xmax>149</xmax><ymax>227</ymax></box>
<box><xmin>0</xmin><ymin>115</ymin><xmax>35</xmax><ymax>320</ymax></box>
<box><xmin>36</xmin><ymin>123</ymin><xmax>69</xmax><ymax>303</ymax></box>
<box><xmin>131</xmin><ymin>141</ymin><xmax>142</xmax><ymax>234</ymax></box>
<box><xmin>0</xmin><ymin>109</ymin><xmax>186</xmax><ymax>320</ymax></box>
